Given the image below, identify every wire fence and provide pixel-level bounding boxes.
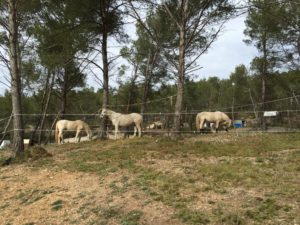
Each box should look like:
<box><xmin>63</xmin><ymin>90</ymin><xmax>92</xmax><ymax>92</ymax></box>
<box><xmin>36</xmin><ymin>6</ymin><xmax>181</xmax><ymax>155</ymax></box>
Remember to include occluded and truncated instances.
<box><xmin>1</xmin><ymin>108</ymin><xmax>300</xmax><ymax>145</ymax></box>
<box><xmin>1</xmin><ymin>94</ymin><xmax>299</xmax><ymax>143</ymax></box>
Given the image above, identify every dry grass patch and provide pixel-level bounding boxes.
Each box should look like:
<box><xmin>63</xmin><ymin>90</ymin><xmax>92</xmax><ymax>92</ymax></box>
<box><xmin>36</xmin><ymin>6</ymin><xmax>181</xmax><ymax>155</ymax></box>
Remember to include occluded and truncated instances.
<box><xmin>0</xmin><ymin>133</ymin><xmax>299</xmax><ymax>224</ymax></box>
<box><xmin>0</xmin><ymin>166</ymin><xmax>105</xmax><ymax>225</ymax></box>
<box><xmin>0</xmin><ymin>165</ymin><xmax>183</xmax><ymax>225</ymax></box>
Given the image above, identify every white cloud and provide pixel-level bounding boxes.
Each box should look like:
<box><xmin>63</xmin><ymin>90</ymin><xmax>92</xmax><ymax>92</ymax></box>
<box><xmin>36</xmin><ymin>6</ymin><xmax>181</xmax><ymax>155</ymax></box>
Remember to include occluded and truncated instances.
<box><xmin>196</xmin><ymin>15</ymin><xmax>258</xmax><ymax>80</ymax></box>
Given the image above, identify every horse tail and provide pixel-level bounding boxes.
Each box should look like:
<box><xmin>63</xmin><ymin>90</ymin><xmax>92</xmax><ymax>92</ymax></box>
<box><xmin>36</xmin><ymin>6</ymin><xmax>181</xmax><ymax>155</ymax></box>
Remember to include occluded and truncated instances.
<box><xmin>84</xmin><ymin>122</ymin><xmax>92</xmax><ymax>139</ymax></box>
<box><xmin>140</xmin><ymin>115</ymin><xmax>143</xmax><ymax>131</ymax></box>
<box><xmin>55</xmin><ymin>122</ymin><xmax>59</xmax><ymax>143</ymax></box>
<box><xmin>196</xmin><ymin>114</ymin><xmax>200</xmax><ymax>131</ymax></box>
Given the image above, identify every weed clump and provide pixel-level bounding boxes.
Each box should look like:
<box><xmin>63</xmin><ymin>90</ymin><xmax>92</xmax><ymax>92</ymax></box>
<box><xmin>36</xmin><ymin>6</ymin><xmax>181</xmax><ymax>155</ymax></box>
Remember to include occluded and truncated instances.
<box><xmin>51</xmin><ymin>200</ymin><xmax>63</xmax><ymax>211</ymax></box>
<box><xmin>1</xmin><ymin>146</ymin><xmax>52</xmax><ymax>166</ymax></box>
<box><xmin>24</xmin><ymin>146</ymin><xmax>52</xmax><ymax>161</ymax></box>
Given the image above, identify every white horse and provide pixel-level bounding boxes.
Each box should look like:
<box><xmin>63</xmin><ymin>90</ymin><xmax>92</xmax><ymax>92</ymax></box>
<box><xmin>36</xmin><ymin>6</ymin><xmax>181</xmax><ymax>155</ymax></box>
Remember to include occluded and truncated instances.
<box><xmin>55</xmin><ymin>120</ymin><xmax>92</xmax><ymax>144</ymax></box>
<box><xmin>146</xmin><ymin>121</ymin><xmax>164</xmax><ymax>129</ymax></box>
<box><xmin>99</xmin><ymin>108</ymin><xmax>143</xmax><ymax>139</ymax></box>
<box><xmin>196</xmin><ymin>111</ymin><xmax>231</xmax><ymax>133</ymax></box>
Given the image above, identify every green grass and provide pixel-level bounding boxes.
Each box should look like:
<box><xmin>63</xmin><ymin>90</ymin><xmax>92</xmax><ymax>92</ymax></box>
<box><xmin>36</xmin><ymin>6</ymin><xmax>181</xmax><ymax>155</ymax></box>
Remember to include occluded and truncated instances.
<box><xmin>88</xmin><ymin>206</ymin><xmax>143</xmax><ymax>225</ymax></box>
<box><xmin>105</xmin><ymin>207</ymin><xmax>119</xmax><ymax>218</ymax></box>
<box><xmin>2</xmin><ymin>133</ymin><xmax>299</xmax><ymax>224</ymax></box>
<box><xmin>120</xmin><ymin>210</ymin><xmax>143</xmax><ymax>225</ymax></box>
<box><xmin>16</xmin><ymin>189</ymin><xmax>54</xmax><ymax>205</ymax></box>
<box><xmin>177</xmin><ymin>209</ymin><xmax>210</xmax><ymax>225</ymax></box>
<box><xmin>245</xmin><ymin>198</ymin><xmax>281</xmax><ymax>221</ymax></box>
<box><xmin>0</xmin><ymin>203</ymin><xmax>10</xmax><ymax>211</ymax></box>
<box><xmin>109</xmin><ymin>175</ymin><xmax>132</xmax><ymax>195</ymax></box>
<box><xmin>55</xmin><ymin>133</ymin><xmax>300</xmax><ymax>224</ymax></box>
<box><xmin>51</xmin><ymin>199</ymin><xmax>63</xmax><ymax>211</ymax></box>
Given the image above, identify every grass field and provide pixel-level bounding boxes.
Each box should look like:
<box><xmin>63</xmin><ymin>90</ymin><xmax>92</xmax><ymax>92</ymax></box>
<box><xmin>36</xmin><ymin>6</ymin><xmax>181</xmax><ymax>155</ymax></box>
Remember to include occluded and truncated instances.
<box><xmin>0</xmin><ymin>133</ymin><xmax>299</xmax><ymax>225</ymax></box>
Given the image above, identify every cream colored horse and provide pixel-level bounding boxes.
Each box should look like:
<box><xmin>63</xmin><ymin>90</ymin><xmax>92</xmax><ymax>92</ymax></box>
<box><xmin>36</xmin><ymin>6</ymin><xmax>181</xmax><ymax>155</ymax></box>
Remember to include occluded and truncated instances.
<box><xmin>146</xmin><ymin>121</ymin><xmax>164</xmax><ymax>129</ymax></box>
<box><xmin>196</xmin><ymin>111</ymin><xmax>231</xmax><ymax>133</ymax></box>
<box><xmin>55</xmin><ymin>120</ymin><xmax>92</xmax><ymax>144</ymax></box>
<box><xmin>100</xmin><ymin>108</ymin><xmax>143</xmax><ymax>139</ymax></box>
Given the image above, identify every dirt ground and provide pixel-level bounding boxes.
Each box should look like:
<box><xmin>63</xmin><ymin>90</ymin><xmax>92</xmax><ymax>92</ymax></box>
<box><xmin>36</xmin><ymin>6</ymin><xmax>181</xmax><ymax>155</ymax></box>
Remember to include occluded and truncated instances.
<box><xmin>0</xmin><ymin>133</ymin><xmax>299</xmax><ymax>225</ymax></box>
<box><xmin>0</xmin><ymin>152</ymin><xmax>183</xmax><ymax>225</ymax></box>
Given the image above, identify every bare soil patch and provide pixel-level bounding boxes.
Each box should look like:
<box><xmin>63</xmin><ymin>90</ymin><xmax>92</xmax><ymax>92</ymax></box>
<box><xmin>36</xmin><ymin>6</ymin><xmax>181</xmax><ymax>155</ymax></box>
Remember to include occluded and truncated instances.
<box><xmin>0</xmin><ymin>133</ymin><xmax>299</xmax><ymax>224</ymax></box>
<box><xmin>0</xmin><ymin>165</ymin><xmax>182</xmax><ymax>225</ymax></box>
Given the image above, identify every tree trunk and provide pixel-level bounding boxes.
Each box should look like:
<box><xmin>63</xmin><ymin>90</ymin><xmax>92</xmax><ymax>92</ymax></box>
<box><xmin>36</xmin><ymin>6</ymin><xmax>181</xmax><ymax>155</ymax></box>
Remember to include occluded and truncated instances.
<box><xmin>141</xmin><ymin>81</ymin><xmax>149</xmax><ymax>115</ymax></box>
<box><xmin>99</xmin><ymin>20</ymin><xmax>109</xmax><ymax>139</ymax></box>
<box><xmin>173</xmin><ymin>22</ymin><xmax>186</xmax><ymax>134</ymax></box>
<box><xmin>261</xmin><ymin>37</ymin><xmax>267</xmax><ymax>130</ymax></box>
<box><xmin>249</xmin><ymin>88</ymin><xmax>258</xmax><ymax>120</ymax></box>
<box><xmin>126</xmin><ymin>65</ymin><xmax>139</xmax><ymax>113</ymax></box>
<box><xmin>0</xmin><ymin>114</ymin><xmax>13</xmax><ymax>146</ymax></box>
<box><xmin>261</xmin><ymin>76</ymin><xmax>266</xmax><ymax>129</ymax></box>
<box><xmin>141</xmin><ymin>53</ymin><xmax>151</xmax><ymax>115</ymax></box>
<box><xmin>28</xmin><ymin>70</ymin><xmax>51</xmax><ymax>146</ymax></box>
<box><xmin>231</xmin><ymin>89</ymin><xmax>235</xmax><ymax>121</ymax></box>
<box><xmin>38</xmin><ymin>72</ymin><xmax>55</xmax><ymax>144</ymax></box>
<box><xmin>141</xmin><ymin>49</ymin><xmax>159</xmax><ymax>115</ymax></box>
<box><xmin>60</xmin><ymin>65</ymin><xmax>69</xmax><ymax>118</ymax></box>
<box><xmin>173</xmin><ymin>77</ymin><xmax>184</xmax><ymax>133</ymax></box>
<box><xmin>8</xmin><ymin>0</ymin><xmax>24</xmax><ymax>158</ymax></box>
<box><xmin>28</xmin><ymin>71</ymin><xmax>54</xmax><ymax>145</ymax></box>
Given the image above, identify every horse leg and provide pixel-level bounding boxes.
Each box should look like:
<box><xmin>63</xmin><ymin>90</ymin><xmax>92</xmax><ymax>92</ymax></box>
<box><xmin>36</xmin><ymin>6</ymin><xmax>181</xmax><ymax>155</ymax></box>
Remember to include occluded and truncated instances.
<box><xmin>115</xmin><ymin>125</ymin><xmax>119</xmax><ymax>140</ymax></box>
<box><xmin>75</xmin><ymin>129</ymin><xmax>81</xmax><ymax>143</ymax></box>
<box><xmin>137</xmin><ymin>124</ymin><xmax>142</xmax><ymax>137</ymax></box>
<box><xmin>124</xmin><ymin>127</ymin><xmax>129</xmax><ymax>139</ymax></box>
<box><xmin>133</xmin><ymin>126</ymin><xmax>137</xmax><ymax>137</ymax></box>
<box><xmin>215</xmin><ymin>121</ymin><xmax>220</xmax><ymax>133</ymax></box>
<box><xmin>57</xmin><ymin>130</ymin><xmax>61</xmax><ymax>144</ymax></box>
<box><xmin>78</xmin><ymin>128</ymin><xmax>82</xmax><ymax>142</ymax></box>
<box><xmin>58</xmin><ymin>130</ymin><xmax>64</xmax><ymax>144</ymax></box>
<box><xmin>199</xmin><ymin>120</ymin><xmax>205</xmax><ymax>133</ymax></box>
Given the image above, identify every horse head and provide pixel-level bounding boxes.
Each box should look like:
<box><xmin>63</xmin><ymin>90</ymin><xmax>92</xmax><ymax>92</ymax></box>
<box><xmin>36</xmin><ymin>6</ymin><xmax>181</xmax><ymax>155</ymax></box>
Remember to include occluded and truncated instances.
<box><xmin>226</xmin><ymin>119</ymin><xmax>232</xmax><ymax>127</ymax></box>
<box><xmin>223</xmin><ymin>119</ymin><xmax>232</xmax><ymax>132</ymax></box>
<box><xmin>99</xmin><ymin>108</ymin><xmax>108</xmax><ymax>119</ymax></box>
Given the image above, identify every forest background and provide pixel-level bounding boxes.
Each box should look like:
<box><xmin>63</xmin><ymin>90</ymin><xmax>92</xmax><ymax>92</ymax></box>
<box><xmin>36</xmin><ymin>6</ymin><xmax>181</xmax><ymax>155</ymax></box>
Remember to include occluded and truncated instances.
<box><xmin>0</xmin><ymin>0</ymin><xmax>299</xmax><ymax>156</ymax></box>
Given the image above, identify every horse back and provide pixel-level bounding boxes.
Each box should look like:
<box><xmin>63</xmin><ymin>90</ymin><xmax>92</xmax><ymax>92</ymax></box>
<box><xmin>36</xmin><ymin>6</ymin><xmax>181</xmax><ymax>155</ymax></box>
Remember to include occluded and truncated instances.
<box><xmin>215</xmin><ymin>111</ymin><xmax>230</xmax><ymax>121</ymax></box>
<box><xmin>130</xmin><ymin>113</ymin><xmax>143</xmax><ymax>122</ymax></box>
<box><xmin>57</xmin><ymin>119</ymin><xmax>83</xmax><ymax>130</ymax></box>
<box><xmin>197</xmin><ymin>112</ymin><xmax>212</xmax><ymax>121</ymax></box>
<box><xmin>197</xmin><ymin>112</ymin><xmax>229</xmax><ymax>122</ymax></box>
<box><xmin>114</xmin><ymin>113</ymin><xmax>142</xmax><ymax>127</ymax></box>
<box><xmin>56</xmin><ymin>120</ymin><xmax>69</xmax><ymax>129</ymax></box>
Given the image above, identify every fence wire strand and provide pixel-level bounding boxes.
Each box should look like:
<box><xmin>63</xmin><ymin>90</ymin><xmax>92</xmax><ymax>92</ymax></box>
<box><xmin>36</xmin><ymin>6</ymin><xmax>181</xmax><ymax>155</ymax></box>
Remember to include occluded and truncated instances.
<box><xmin>1</xmin><ymin>94</ymin><xmax>300</xmax><ymax>143</ymax></box>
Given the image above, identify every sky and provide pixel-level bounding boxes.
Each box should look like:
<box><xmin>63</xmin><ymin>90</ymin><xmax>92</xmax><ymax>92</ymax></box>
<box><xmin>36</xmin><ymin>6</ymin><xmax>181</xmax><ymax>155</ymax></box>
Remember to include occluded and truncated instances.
<box><xmin>85</xmin><ymin>14</ymin><xmax>259</xmax><ymax>91</ymax></box>
<box><xmin>0</xmin><ymin>14</ymin><xmax>259</xmax><ymax>96</ymax></box>
<box><xmin>195</xmin><ymin>15</ymin><xmax>258</xmax><ymax>80</ymax></box>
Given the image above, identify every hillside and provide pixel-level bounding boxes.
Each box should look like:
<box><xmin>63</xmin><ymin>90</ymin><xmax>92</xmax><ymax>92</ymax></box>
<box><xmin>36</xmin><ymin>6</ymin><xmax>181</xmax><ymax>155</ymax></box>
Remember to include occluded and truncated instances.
<box><xmin>0</xmin><ymin>133</ymin><xmax>299</xmax><ymax>225</ymax></box>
